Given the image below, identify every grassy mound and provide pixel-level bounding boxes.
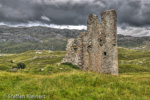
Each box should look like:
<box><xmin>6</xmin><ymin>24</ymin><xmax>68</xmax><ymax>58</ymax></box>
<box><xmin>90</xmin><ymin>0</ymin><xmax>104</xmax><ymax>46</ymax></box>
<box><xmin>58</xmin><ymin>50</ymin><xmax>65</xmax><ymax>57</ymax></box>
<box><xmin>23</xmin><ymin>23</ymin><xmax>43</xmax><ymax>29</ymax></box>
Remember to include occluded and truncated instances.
<box><xmin>0</xmin><ymin>48</ymin><xmax>150</xmax><ymax>100</ymax></box>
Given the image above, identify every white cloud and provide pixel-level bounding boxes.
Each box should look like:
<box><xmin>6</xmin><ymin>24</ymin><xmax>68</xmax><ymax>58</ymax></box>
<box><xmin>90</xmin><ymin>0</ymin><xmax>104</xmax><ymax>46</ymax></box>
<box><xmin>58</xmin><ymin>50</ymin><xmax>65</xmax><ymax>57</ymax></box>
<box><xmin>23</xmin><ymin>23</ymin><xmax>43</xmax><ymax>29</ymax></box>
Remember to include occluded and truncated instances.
<box><xmin>41</xmin><ymin>15</ymin><xmax>51</xmax><ymax>22</ymax></box>
<box><xmin>49</xmin><ymin>24</ymin><xmax>86</xmax><ymax>30</ymax></box>
<box><xmin>0</xmin><ymin>22</ymin><xmax>86</xmax><ymax>30</ymax></box>
<box><xmin>118</xmin><ymin>26</ymin><xmax>150</xmax><ymax>37</ymax></box>
<box><xmin>42</xmin><ymin>0</ymin><xmax>95</xmax><ymax>6</ymax></box>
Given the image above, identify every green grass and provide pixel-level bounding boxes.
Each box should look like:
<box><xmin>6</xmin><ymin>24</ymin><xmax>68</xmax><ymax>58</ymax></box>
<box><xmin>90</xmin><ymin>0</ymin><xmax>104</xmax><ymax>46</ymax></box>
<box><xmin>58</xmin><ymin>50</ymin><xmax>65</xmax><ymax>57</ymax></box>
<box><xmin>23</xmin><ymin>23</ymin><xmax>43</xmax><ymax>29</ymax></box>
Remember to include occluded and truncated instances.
<box><xmin>0</xmin><ymin>47</ymin><xmax>150</xmax><ymax>100</ymax></box>
<box><xmin>0</xmin><ymin>38</ymin><xmax>67</xmax><ymax>53</ymax></box>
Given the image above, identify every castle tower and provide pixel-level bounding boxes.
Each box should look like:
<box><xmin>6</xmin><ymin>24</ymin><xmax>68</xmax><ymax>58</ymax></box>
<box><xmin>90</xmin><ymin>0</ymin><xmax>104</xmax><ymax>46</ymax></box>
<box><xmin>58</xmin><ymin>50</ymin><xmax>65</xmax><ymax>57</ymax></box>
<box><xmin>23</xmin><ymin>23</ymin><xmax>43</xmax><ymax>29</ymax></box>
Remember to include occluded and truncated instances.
<box><xmin>62</xmin><ymin>9</ymin><xmax>118</xmax><ymax>75</ymax></box>
<box><xmin>100</xmin><ymin>10</ymin><xmax>118</xmax><ymax>75</ymax></box>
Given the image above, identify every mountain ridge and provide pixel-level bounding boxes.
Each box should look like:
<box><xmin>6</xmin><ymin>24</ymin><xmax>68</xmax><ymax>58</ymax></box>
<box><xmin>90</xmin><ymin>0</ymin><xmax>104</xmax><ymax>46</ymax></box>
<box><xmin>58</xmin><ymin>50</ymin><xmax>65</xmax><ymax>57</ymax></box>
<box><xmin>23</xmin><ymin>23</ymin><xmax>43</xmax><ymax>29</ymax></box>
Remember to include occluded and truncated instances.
<box><xmin>0</xmin><ymin>26</ymin><xmax>150</xmax><ymax>53</ymax></box>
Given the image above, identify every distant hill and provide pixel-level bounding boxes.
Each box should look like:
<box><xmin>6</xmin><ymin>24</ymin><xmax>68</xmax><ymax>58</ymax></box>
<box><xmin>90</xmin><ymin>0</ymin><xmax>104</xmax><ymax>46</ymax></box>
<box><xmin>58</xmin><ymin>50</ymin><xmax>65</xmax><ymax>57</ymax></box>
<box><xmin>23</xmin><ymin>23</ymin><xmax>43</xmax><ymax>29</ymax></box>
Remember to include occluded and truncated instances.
<box><xmin>0</xmin><ymin>26</ymin><xmax>83</xmax><ymax>53</ymax></box>
<box><xmin>118</xmin><ymin>34</ymin><xmax>150</xmax><ymax>49</ymax></box>
<box><xmin>0</xmin><ymin>25</ymin><xmax>150</xmax><ymax>53</ymax></box>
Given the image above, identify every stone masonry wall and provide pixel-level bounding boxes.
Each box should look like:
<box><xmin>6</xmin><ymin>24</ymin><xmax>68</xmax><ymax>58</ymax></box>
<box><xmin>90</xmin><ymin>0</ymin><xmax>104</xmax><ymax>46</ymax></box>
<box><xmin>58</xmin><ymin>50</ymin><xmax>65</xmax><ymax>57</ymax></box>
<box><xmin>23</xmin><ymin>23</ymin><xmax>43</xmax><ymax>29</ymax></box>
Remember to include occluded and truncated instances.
<box><xmin>62</xmin><ymin>9</ymin><xmax>118</xmax><ymax>75</ymax></box>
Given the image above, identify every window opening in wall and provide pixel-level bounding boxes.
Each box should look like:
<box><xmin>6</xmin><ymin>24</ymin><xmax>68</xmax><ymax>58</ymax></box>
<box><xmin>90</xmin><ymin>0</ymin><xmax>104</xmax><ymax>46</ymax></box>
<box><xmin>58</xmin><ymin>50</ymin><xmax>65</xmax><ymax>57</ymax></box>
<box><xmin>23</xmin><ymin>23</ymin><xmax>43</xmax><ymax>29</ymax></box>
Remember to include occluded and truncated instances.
<box><xmin>74</xmin><ymin>47</ymin><xmax>77</xmax><ymax>53</ymax></box>
<box><xmin>104</xmin><ymin>52</ymin><xmax>106</xmax><ymax>55</ymax></box>
<box><xmin>113</xmin><ymin>43</ymin><xmax>116</xmax><ymax>46</ymax></box>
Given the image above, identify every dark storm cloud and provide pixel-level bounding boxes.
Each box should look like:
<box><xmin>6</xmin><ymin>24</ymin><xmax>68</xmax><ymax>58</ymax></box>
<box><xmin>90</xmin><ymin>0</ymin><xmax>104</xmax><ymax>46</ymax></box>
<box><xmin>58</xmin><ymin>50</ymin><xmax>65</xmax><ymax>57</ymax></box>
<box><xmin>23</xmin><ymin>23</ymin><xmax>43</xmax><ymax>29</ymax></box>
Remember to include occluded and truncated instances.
<box><xmin>117</xmin><ymin>0</ymin><xmax>150</xmax><ymax>27</ymax></box>
<box><xmin>0</xmin><ymin>0</ymin><xmax>150</xmax><ymax>27</ymax></box>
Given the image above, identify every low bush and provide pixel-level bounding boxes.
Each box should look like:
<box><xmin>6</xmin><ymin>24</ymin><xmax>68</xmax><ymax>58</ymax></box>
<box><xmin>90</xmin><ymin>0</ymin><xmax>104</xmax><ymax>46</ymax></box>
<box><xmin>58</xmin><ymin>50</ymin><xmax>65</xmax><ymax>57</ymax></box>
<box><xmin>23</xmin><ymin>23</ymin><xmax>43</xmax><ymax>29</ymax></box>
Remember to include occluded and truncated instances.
<box><xmin>17</xmin><ymin>62</ymin><xmax>26</xmax><ymax>69</ymax></box>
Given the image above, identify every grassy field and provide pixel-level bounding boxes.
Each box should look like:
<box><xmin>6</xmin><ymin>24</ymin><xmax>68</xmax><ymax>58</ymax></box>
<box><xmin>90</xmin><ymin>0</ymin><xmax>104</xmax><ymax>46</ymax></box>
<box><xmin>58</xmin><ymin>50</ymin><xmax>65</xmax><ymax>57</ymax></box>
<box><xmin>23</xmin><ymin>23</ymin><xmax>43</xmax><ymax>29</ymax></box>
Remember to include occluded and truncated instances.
<box><xmin>0</xmin><ymin>48</ymin><xmax>150</xmax><ymax>100</ymax></box>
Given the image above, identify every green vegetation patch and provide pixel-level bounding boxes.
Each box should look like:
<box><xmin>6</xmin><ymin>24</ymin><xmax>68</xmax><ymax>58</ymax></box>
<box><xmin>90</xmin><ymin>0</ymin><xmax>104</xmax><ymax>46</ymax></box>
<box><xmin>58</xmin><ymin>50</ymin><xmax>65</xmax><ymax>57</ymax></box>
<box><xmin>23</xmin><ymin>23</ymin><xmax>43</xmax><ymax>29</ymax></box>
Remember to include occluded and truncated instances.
<box><xmin>0</xmin><ymin>48</ymin><xmax>150</xmax><ymax>100</ymax></box>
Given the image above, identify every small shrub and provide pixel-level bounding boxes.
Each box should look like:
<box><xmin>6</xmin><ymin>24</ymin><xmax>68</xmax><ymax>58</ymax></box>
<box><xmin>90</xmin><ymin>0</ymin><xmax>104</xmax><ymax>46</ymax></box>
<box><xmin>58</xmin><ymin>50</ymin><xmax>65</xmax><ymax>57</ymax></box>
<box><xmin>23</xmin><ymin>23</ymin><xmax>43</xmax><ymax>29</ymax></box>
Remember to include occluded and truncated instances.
<box><xmin>17</xmin><ymin>62</ymin><xmax>26</xmax><ymax>69</ymax></box>
<box><xmin>8</xmin><ymin>60</ymin><xmax>14</xmax><ymax>63</ymax></box>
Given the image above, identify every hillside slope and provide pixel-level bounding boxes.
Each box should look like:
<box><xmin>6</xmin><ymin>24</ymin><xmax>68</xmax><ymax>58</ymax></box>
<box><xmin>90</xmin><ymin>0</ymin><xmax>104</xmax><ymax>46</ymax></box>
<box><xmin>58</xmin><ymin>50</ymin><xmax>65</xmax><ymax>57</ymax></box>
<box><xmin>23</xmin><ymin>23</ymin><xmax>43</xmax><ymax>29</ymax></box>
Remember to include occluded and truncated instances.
<box><xmin>1</xmin><ymin>26</ymin><xmax>150</xmax><ymax>53</ymax></box>
<box><xmin>0</xmin><ymin>48</ymin><xmax>150</xmax><ymax>100</ymax></box>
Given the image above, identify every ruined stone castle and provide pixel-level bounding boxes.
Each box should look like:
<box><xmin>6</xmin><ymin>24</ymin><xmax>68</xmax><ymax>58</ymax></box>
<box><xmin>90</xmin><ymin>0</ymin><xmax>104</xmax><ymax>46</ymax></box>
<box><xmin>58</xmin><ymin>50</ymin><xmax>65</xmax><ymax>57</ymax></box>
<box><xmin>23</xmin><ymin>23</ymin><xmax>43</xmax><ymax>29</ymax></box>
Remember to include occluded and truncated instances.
<box><xmin>62</xmin><ymin>9</ymin><xmax>118</xmax><ymax>75</ymax></box>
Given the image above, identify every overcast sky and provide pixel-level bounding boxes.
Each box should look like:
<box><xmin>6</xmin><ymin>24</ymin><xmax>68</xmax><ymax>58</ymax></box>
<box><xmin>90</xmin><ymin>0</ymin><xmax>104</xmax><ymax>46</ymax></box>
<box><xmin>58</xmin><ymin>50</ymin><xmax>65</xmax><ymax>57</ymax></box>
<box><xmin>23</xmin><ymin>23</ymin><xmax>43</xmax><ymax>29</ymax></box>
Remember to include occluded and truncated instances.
<box><xmin>0</xmin><ymin>0</ymin><xmax>150</xmax><ymax>36</ymax></box>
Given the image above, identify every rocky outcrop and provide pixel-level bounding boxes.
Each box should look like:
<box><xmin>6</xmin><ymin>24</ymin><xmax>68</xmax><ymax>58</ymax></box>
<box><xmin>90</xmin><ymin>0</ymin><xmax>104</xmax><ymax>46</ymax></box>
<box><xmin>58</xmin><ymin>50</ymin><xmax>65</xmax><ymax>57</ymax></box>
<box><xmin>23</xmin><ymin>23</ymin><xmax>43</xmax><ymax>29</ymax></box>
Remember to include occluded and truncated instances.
<box><xmin>62</xmin><ymin>10</ymin><xmax>118</xmax><ymax>75</ymax></box>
